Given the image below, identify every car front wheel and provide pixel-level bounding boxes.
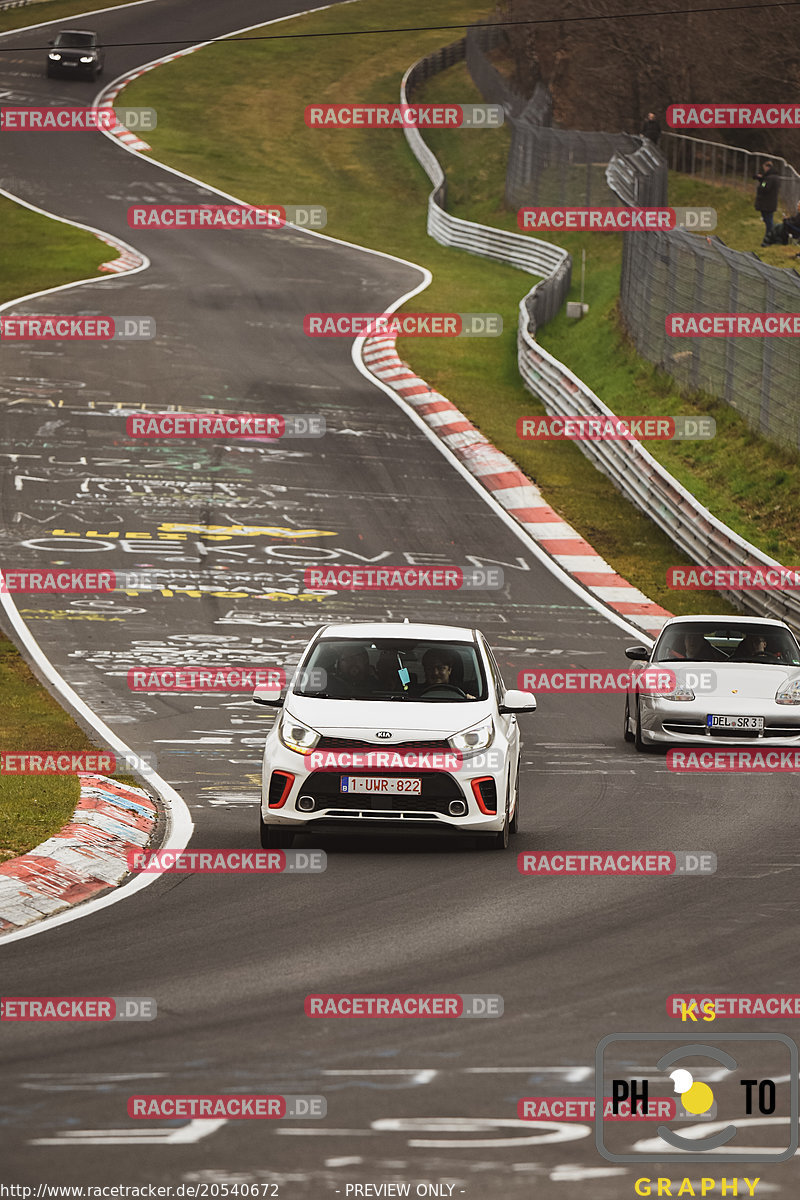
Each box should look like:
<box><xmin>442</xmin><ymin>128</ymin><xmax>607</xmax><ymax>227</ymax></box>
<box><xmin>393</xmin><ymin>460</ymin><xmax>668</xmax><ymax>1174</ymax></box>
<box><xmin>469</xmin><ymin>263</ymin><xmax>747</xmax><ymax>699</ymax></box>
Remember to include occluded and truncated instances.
<box><xmin>259</xmin><ymin>812</ymin><xmax>295</xmax><ymax>849</ymax></box>
<box><xmin>624</xmin><ymin>695</ymin><xmax>635</xmax><ymax>743</ymax></box>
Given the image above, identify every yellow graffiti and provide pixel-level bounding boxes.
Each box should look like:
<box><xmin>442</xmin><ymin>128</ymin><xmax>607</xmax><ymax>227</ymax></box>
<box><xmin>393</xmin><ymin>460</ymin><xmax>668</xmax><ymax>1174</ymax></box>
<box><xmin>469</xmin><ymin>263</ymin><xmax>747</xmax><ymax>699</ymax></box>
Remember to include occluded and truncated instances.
<box><xmin>160</xmin><ymin>524</ymin><xmax>336</xmax><ymax>539</ymax></box>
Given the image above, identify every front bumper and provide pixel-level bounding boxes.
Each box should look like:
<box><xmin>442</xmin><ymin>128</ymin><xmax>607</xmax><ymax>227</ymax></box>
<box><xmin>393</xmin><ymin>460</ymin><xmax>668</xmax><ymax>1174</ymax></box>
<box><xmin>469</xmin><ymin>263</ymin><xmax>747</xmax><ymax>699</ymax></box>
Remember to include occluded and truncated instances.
<box><xmin>639</xmin><ymin>696</ymin><xmax>800</xmax><ymax>746</ymax></box>
<box><xmin>260</xmin><ymin>742</ymin><xmax>509</xmax><ymax>833</ymax></box>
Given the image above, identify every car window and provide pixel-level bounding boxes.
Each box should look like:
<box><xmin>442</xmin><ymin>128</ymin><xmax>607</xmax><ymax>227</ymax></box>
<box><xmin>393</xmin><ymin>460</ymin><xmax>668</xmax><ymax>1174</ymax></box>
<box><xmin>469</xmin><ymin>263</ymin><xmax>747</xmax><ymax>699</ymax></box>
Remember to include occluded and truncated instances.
<box><xmin>482</xmin><ymin>640</ymin><xmax>506</xmax><ymax>701</ymax></box>
<box><xmin>653</xmin><ymin>624</ymin><xmax>800</xmax><ymax>665</ymax></box>
<box><xmin>55</xmin><ymin>32</ymin><xmax>96</xmax><ymax>47</ymax></box>
<box><xmin>294</xmin><ymin>638</ymin><xmax>487</xmax><ymax>701</ymax></box>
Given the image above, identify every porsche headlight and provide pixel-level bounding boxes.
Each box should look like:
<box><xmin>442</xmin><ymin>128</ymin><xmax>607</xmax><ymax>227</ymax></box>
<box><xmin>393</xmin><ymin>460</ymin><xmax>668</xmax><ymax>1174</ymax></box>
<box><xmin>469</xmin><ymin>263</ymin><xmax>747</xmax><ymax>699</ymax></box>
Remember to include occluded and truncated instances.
<box><xmin>660</xmin><ymin>685</ymin><xmax>696</xmax><ymax>702</ymax></box>
<box><xmin>79</xmin><ymin>55</ymin><xmax>95</xmax><ymax>63</ymax></box>
<box><xmin>279</xmin><ymin>713</ymin><xmax>320</xmax><ymax>754</ymax></box>
<box><xmin>49</xmin><ymin>52</ymin><xmax>61</xmax><ymax>59</ymax></box>
<box><xmin>776</xmin><ymin>680</ymin><xmax>800</xmax><ymax>705</ymax></box>
<box><xmin>450</xmin><ymin>716</ymin><xmax>494</xmax><ymax>753</ymax></box>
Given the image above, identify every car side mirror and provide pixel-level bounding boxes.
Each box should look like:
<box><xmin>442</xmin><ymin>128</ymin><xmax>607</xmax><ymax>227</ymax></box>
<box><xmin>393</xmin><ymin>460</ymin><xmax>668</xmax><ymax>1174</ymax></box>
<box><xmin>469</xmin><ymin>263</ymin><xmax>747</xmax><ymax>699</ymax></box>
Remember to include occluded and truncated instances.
<box><xmin>253</xmin><ymin>687</ymin><xmax>284</xmax><ymax>708</ymax></box>
<box><xmin>625</xmin><ymin>645</ymin><xmax>651</xmax><ymax>661</ymax></box>
<box><xmin>48</xmin><ymin>39</ymin><xmax>55</xmax><ymax>45</ymax></box>
<box><xmin>499</xmin><ymin>689</ymin><xmax>537</xmax><ymax>714</ymax></box>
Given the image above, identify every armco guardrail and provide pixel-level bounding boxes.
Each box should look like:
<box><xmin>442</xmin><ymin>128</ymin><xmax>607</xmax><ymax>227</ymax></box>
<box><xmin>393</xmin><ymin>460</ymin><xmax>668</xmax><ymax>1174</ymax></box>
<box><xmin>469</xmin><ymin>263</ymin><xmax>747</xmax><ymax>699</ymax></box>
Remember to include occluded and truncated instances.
<box><xmin>399</xmin><ymin>39</ymin><xmax>800</xmax><ymax>632</ymax></box>
<box><xmin>402</xmin><ymin>43</ymin><xmax>571</xmax><ymax>334</ymax></box>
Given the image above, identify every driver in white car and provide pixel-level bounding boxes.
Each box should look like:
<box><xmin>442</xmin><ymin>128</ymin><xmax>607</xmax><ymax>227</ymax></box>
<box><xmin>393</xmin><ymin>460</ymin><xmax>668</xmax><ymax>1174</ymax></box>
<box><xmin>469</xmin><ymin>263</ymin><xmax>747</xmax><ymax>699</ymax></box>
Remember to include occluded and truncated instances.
<box><xmin>418</xmin><ymin>648</ymin><xmax>476</xmax><ymax>698</ymax></box>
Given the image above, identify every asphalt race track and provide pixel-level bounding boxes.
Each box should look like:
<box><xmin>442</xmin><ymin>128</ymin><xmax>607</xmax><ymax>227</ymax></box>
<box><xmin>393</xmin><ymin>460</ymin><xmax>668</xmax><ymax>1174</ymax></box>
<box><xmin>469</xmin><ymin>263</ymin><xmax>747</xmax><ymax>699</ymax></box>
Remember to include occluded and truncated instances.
<box><xmin>1</xmin><ymin>3</ymin><xmax>799</xmax><ymax>1197</ymax></box>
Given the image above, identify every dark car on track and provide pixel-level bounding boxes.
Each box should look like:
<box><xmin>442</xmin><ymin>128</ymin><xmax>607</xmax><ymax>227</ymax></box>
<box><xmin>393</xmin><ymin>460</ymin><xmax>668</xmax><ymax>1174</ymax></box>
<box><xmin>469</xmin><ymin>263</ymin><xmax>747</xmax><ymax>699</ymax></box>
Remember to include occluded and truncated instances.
<box><xmin>46</xmin><ymin>30</ymin><xmax>104</xmax><ymax>80</ymax></box>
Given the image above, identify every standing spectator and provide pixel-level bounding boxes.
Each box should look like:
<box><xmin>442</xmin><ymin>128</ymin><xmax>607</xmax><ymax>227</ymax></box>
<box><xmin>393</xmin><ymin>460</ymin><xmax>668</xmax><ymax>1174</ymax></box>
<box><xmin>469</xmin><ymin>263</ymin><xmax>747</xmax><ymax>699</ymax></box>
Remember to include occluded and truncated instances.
<box><xmin>754</xmin><ymin>160</ymin><xmax>780</xmax><ymax>245</ymax></box>
<box><xmin>641</xmin><ymin>112</ymin><xmax>661</xmax><ymax>144</ymax></box>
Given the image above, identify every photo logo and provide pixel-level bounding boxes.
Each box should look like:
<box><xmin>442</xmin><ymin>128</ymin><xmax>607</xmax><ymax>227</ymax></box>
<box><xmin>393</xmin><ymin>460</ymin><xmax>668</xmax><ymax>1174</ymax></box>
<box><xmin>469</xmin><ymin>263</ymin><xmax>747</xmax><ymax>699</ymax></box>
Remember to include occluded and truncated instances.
<box><xmin>596</xmin><ymin>1032</ymin><xmax>799</xmax><ymax>1163</ymax></box>
<box><xmin>1</xmin><ymin>997</ymin><xmax>156</xmax><ymax>1021</ymax></box>
<box><xmin>128</xmin><ymin>849</ymin><xmax>326</xmax><ymax>874</ymax></box>
<box><xmin>517</xmin><ymin>669</ymin><xmax>678</xmax><ymax>694</ymax></box>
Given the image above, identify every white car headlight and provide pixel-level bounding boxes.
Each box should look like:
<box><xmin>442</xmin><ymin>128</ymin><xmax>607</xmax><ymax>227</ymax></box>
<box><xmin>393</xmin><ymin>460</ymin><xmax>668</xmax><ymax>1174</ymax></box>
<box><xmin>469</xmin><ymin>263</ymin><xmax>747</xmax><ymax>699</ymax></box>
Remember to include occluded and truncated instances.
<box><xmin>79</xmin><ymin>55</ymin><xmax>95</xmax><ymax>63</ymax></box>
<box><xmin>776</xmin><ymin>680</ymin><xmax>800</xmax><ymax>705</ymax></box>
<box><xmin>450</xmin><ymin>716</ymin><xmax>494</xmax><ymax>753</ymax></box>
<box><xmin>660</xmin><ymin>685</ymin><xmax>696</xmax><ymax>702</ymax></box>
<box><xmin>49</xmin><ymin>53</ymin><xmax>61</xmax><ymax>59</ymax></box>
<box><xmin>279</xmin><ymin>713</ymin><xmax>320</xmax><ymax>754</ymax></box>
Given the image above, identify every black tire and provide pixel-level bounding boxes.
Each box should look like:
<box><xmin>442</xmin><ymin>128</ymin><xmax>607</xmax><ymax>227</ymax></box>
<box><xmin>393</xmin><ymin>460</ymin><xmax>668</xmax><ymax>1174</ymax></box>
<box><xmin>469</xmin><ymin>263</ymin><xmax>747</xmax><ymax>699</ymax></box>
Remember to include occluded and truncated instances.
<box><xmin>634</xmin><ymin>702</ymin><xmax>658</xmax><ymax>754</ymax></box>
<box><xmin>624</xmin><ymin>695</ymin><xmax>635</xmax><ymax>743</ymax></box>
<box><xmin>259</xmin><ymin>811</ymin><xmax>295</xmax><ymax>849</ymax></box>
<box><xmin>478</xmin><ymin>793</ymin><xmax>510</xmax><ymax>850</ymax></box>
<box><xmin>509</xmin><ymin>762</ymin><xmax>520</xmax><ymax>834</ymax></box>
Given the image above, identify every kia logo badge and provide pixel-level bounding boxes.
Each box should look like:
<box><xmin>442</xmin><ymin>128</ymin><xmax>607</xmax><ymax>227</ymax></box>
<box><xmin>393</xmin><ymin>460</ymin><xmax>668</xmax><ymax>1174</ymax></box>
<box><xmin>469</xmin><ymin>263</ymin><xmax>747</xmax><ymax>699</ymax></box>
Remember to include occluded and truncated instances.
<box><xmin>376</xmin><ymin>731</ymin><xmax>392</xmax><ymax>739</ymax></box>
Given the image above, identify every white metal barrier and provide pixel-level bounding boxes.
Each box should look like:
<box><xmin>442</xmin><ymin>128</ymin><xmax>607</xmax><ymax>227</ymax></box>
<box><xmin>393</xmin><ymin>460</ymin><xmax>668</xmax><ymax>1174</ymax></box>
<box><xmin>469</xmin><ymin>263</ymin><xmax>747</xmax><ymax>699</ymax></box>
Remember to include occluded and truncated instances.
<box><xmin>398</xmin><ymin>44</ymin><xmax>800</xmax><ymax>631</ymax></box>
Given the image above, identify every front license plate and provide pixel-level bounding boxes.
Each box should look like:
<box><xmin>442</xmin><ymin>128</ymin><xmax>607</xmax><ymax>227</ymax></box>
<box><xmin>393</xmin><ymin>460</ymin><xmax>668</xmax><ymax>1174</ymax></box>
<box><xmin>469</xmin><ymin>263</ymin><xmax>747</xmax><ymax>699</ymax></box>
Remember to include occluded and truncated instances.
<box><xmin>340</xmin><ymin>776</ymin><xmax>422</xmax><ymax>795</ymax></box>
<box><xmin>707</xmin><ymin>714</ymin><xmax>764</xmax><ymax>731</ymax></box>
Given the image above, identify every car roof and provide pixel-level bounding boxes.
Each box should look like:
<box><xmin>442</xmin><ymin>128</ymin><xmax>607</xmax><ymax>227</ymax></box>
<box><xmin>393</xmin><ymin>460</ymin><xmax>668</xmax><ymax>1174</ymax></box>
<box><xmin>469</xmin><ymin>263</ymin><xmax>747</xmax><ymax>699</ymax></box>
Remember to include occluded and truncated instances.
<box><xmin>659</xmin><ymin>614</ymin><xmax>791</xmax><ymax>630</ymax></box>
<box><xmin>316</xmin><ymin>622</ymin><xmax>476</xmax><ymax>640</ymax></box>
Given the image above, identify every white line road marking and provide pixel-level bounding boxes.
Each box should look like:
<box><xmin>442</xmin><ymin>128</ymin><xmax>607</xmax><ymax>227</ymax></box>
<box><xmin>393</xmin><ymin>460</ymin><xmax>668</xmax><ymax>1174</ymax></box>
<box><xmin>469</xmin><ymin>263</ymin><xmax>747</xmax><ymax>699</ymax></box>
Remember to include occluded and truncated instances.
<box><xmin>30</xmin><ymin>1120</ymin><xmax>226</xmax><ymax>1146</ymax></box>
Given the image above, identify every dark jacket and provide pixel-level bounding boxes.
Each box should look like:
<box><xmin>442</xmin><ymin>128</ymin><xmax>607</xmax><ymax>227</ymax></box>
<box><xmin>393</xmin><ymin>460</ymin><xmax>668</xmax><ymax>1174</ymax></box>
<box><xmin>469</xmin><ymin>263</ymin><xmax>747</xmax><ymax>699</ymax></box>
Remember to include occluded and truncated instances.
<box><xmin>754</xmin><ymin>168</ymin><xmax>780</xmax><ymax>212</ymax></box>
<box><xmin>641</xmin><ymin>117</ymin><xmax>661</xmax><ymax>143</ymax></box>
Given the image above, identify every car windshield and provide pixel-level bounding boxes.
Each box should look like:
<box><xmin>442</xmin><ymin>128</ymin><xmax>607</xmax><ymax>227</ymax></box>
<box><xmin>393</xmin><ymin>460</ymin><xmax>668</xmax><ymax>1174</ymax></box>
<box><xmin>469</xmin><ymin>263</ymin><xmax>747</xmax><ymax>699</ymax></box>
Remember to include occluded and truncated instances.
<box><xmin>294</xmin><ymin>638</ymin><xmax>488</xmax><ymax>701</ymax></box>
<box><xmin>653</xmin><ymin>624</ymin><xmax>800</xmax><ymax>665</ymax></box>
<box><xmin>55</xmin><ymin>32</ymin><xmax>95</xmax><ymax>47</ymax></box>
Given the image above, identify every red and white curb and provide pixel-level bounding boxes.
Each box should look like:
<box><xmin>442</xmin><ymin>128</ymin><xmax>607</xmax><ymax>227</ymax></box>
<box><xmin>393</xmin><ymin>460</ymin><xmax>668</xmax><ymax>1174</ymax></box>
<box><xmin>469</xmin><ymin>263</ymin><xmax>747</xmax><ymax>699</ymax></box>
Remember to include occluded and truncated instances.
<box><xmin>362</xmin><ymin>335</ymin><xmax>672</xmax><ymax>636</ymax></box>
<box><xmin>96</xmin><ymin>75</ymin><xmax>153</xmax><ymax>153</ymax></box>
<box><xmin>94</xmin><ymin>43</ymin><xmax>208</xmax><ymax>157</ymax></box>
<box><xmin>96</xmin><ymin>231</ymin><xmax>144</xmax><ymax>274</ymax></box>
<box><xmin>0</xmin><ymin>775</ymin><xmax>157</xmax><ymax>934</ymax></box>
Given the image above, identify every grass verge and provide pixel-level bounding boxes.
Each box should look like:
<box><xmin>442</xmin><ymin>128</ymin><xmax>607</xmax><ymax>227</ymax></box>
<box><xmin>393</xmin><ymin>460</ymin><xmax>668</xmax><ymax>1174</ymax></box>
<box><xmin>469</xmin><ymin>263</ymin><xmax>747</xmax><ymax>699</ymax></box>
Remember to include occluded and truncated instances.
<box><xmin>0</xmin><ymin>633</ymin><xmax>138</xmax><ymax>864</ymax></box>
<box><xmin>0</xmin><ymin>194</ymin><xmax>111</xmax><ymax>304</ymax></box>
<box><xmin>0</xmin><ymin>0</ymin><xmax>147</xmax><ymax>35</ymax></box>
<box><xmin>118</xmin><ymin>0</ymin><xmax>764</xmax><ymax>614</ymax></box>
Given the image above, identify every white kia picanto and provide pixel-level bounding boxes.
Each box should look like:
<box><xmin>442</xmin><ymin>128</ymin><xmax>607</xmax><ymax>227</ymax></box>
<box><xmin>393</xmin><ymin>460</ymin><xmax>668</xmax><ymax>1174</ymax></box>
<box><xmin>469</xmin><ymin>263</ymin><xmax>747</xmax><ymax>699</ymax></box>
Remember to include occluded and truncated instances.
<box><xmin>254</xmin><ymin>621</ymin><xmax>536</xmax><ymax>850</ymax></box>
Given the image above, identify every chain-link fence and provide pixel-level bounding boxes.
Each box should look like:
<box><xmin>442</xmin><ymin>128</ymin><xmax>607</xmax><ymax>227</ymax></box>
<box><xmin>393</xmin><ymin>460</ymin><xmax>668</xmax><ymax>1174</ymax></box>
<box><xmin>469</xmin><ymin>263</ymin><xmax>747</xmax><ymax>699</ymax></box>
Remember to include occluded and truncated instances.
<box><xmin>465</xmin><ymin>27</ymin><xmax>800</xmax><ymax>450</ymax></box>
<box><xmin>662</xmin><ymin>131</ymin><xmax>800</xmax><ymax>212</ymax></box>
